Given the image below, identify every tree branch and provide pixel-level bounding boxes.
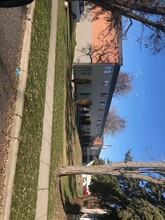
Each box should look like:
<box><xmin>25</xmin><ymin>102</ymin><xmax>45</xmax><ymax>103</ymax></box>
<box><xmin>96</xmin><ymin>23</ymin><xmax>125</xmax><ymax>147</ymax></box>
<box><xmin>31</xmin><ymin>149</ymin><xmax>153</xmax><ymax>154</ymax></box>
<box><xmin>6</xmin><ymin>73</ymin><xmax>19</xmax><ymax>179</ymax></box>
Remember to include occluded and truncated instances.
<box><xmin>114</xmin><ymin>0</ymin><xmax>165</xmax><ymax>16</ymax></box>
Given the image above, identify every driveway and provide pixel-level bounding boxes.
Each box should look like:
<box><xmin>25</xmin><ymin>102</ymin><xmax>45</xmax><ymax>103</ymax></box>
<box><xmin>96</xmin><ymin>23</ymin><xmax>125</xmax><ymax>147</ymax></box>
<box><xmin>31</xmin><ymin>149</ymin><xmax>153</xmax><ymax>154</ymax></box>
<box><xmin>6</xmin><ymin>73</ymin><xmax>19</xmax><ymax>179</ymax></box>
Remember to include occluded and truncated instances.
<box><xmin>0</xmin><ymin>5</ymin><xmax>26</xmax><ymax>213</ymax></box>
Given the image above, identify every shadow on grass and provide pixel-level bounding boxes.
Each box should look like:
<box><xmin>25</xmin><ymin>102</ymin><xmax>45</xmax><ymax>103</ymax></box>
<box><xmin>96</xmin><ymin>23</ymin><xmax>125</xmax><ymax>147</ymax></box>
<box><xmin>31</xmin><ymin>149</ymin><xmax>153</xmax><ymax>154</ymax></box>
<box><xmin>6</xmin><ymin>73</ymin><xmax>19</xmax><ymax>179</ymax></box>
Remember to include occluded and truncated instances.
<box><xmin>60</xmin><ymin>61</ymin><xmax>83</xmax><ymax>215</ymax></box>
<box><xmin>59</xmin><ymin>177</ymin><xmax>83</xmax><ymax>216</ymax></box>
<box><xmin>65</xmin><ymin>63</ymin><xmax>80</xmax><ymax>165</ymax></box>
<box><xmin>54</xmin><ymin>5</ymin><xmax>83</xmax><ymax>217</ymax></box>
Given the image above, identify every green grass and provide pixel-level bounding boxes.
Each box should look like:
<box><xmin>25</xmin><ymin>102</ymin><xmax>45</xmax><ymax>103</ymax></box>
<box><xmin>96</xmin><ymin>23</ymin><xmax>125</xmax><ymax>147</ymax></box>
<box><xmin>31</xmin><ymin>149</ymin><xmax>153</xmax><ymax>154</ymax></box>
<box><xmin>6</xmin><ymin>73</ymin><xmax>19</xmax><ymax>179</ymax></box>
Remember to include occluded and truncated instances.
<box><xmin>48</xmin><ymin>1</ymin><xmax>72</xmax><ymax>218</ymax></box>
<box><xmin>47</xmin><ymin>0</ymin><xmax>67</xmax><ymax>217</ymax></box>
<box><xmin>10</xmin><ymin>0</ymin><xmax>82</xmax><ymax>219</ymax></box>
<box><xmin>48</xmin><ymin>1</ymin><xmax>82</xmax><ymax>219</ymax></box>
<box><xmin>10</xmin><ymin>0</ymin><xmax>52</xmax><ymax>219</ymax></box>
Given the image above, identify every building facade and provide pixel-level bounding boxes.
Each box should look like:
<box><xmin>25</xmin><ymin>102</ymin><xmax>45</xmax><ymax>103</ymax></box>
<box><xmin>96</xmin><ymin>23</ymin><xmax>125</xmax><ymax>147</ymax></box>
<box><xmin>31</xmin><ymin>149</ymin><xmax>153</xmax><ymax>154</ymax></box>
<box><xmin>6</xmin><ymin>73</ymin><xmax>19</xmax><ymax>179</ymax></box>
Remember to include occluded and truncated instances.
<box><xmin>73</xmin><ymin>4</ymin><xmax>122</xmax><ymax>164</ymax></box>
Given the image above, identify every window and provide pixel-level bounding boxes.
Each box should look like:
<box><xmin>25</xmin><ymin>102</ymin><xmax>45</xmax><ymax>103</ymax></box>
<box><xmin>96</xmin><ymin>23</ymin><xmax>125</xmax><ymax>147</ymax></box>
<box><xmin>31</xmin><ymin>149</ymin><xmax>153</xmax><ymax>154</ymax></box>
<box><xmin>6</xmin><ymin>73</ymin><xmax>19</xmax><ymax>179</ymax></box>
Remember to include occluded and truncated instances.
<box><xmin>97</xmin><ymin>120</ymin><xmax>102</xmax><ymax>125</ymax></box>
<box><xmin>86</xmin><ymin>125</ymin><xmax>90</xmax><ymax>128</ymax></box>
<box><xmin>104</xmin><ymin>66</ymin><xmax>112</xmax><ymax>74</ymax></box>
<box><xmin>102</xmin><ymin>80</ymin><xmax>109</xmax><ymax>87</ymax></box>
<box><xmin>76</xmin><ymin>66</ymin><xmax>91</xmax><ymax>75</ymax></box>
<box><xmin>80</xmin><ymin>93</ymin><xmax>90</xmax><ymax>96</ymax></box>
<box><xmin>90</xmin><ymin>155</ymin><xmax>93</xmax><ymax>161</ymax></box>
<box><xmin>83</xmin><ymin>156</ymin><xmax>87</xmax><ymax>163</ymax></box>
<box><xmin>82</xmin><ymin>136</ymin><xmax>91</xmax><ymax>141</ymax></box>
<box><xmin>80</xmin><ymin>93</ymin><xmax>91</xmax><ymax>98</ymax></box>
<box><xmin>80</xmin><ymin>110</ymin><xmax>89</xmax><ymax>114</ymax></box>
<box><xmin>99</xmin><ymin>101</ymin><xmax>106</xmax><ymax>106</ymax></box>
<box><xmin>97</xmin><ymin>115</ymin><xmax>102</xmax><ymax>121</ymax></box>
<box><xmin>100</xmin><ymin>93</ymin><xmax>107</xmax><ymax>97</ymax></box>
<box><xmin>81</xmin><ymin>107</ymin><xmax>90</xmax><ymax>112</ymax></box>
<box><xmin>85</xmin><ymin>83</ymin><xmax>92</xmax><ymax>86</ymax></box>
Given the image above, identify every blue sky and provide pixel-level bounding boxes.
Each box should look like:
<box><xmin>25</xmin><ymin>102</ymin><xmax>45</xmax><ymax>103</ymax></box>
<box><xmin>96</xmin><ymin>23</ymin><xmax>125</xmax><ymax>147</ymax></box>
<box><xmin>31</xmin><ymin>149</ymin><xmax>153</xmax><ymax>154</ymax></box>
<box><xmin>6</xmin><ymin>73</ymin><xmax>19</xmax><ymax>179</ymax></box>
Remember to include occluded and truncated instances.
<box><xmin>100</xmin><ymin>21</ymin><xmax>165</xmax><ymax>162</ymax></box>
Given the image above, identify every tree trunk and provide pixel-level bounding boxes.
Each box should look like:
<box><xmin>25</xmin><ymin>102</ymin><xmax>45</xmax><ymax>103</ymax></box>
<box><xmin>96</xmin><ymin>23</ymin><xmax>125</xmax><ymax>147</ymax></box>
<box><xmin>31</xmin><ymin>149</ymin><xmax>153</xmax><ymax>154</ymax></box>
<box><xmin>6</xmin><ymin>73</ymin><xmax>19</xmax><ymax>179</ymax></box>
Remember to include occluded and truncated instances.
<box><xmin>59</xmin><ymin>162</ymin><xmax>165</xmax><ymax>186</ymax></box>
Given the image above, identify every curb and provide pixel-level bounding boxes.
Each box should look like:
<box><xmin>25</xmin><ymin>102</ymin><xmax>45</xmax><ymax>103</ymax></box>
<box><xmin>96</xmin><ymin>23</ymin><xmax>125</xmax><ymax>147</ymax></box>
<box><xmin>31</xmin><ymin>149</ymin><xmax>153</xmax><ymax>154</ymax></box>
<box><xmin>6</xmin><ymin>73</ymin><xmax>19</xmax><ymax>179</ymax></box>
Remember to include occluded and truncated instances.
<box><xmin>0</xmin><ymin>2</ymin><xmax>35</xmax><ymax>220</ymax></box>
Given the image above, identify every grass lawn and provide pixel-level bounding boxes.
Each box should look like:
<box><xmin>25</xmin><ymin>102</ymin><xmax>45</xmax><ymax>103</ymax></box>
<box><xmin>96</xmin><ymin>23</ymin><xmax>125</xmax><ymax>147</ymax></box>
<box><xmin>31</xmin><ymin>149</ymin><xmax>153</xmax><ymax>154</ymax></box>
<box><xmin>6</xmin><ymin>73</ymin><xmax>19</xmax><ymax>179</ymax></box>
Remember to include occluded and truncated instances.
<box><xmin>10</xmin><ymin>0</ymin><xmax>52</xmax><ymax>219</ymax></box>
<box><xmin>48</xmin><ymin>1</ymin><xmax>82</xmax><ymax>219</ymax></box>
<box><xmin>10</xmin><ymin>0</ymin><xmax>82</xmax><ymax>219</ymax></box>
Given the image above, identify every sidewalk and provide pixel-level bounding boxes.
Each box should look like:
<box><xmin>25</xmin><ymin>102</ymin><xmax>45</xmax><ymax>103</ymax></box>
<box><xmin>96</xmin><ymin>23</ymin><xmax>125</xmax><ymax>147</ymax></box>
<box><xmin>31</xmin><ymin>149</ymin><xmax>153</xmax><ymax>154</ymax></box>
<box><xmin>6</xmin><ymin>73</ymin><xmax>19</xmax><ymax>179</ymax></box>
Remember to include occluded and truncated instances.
<box><xmin>0</xmin><ymin>1</ymin><xmax>58</xmax><ymax>220</ymax></box>
<box><xmin>35</xmin><ymin>0</ymin><xmax>58</xmax><ymax>219</ymax></box>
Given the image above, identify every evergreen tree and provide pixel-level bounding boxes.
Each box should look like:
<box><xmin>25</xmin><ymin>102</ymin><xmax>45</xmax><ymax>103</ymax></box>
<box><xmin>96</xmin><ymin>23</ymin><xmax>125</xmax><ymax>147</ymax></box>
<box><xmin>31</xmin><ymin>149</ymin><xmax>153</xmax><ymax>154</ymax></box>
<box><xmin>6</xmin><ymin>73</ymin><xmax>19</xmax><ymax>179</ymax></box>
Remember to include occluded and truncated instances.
<box><xmin>88</xmin><ymin>155</ymin><xmax>165</xmax><ymax>219</ymax></box>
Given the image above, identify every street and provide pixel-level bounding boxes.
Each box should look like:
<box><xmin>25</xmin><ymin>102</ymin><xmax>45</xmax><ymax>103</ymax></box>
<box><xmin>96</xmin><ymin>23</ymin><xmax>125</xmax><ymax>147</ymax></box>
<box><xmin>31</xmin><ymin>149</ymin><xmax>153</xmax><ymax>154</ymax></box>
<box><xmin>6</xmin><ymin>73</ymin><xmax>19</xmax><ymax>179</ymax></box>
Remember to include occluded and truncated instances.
<box><xmin>0</xmin><ymin>5</ymin><xmax>26</xmax><ymax>212</ymax></box>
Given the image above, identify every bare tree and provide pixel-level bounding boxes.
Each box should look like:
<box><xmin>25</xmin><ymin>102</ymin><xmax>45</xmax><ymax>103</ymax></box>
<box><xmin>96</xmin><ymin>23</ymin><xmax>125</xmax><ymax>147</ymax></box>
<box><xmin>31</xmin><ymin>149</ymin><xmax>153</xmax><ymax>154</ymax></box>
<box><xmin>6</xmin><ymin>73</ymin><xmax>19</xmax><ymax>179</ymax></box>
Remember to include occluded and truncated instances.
<box><xmin>69</xmin><ymin>0</ymin><xmax>165</xmax><ymax>53</ymax></box>
<box><xmin>104</xmin><ymin>107</ymin><xmax>126</xmax><ymax>135</ymax></box>
<box><xmin>77</xmin><ymin>40</ymin><xmax>118</xmax><ymax>64</ymax></box>
<box><xmin>59</xmin><ymin>161</ymin><xmax>165</xmax><ymax>186</ymax></box>
<box><xmin>114</xmin><ymin>72</ymin><xmax>133</xmax><ymax>97</ymax></box>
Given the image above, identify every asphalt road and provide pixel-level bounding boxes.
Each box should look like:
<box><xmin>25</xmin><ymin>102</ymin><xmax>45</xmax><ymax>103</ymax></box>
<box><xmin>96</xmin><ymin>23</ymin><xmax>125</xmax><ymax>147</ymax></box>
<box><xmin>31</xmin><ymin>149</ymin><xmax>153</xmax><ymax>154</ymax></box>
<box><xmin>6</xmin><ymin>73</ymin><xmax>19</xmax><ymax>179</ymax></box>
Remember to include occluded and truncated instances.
<box><xmin>0</xmin><ymin>6</ymin><xmax>26</xmax><ymax>146</ymax></box>
<box><xmin>0</xmin><ymin>5</ymin><xmax>27</xmax><ymax>211</ymax></box>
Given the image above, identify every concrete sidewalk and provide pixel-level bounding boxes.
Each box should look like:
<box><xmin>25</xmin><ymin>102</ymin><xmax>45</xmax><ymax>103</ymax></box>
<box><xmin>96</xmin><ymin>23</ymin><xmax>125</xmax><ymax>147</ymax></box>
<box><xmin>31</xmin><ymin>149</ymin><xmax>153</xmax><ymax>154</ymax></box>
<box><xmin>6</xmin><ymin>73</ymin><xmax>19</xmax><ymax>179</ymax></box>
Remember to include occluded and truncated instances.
<box><xmin>35</xmin><ymin>0</ymin><xmax>58</xmax><ymax>219</ymax></box>
<box><xmin>0</xmin><ymin>1</ymin><xmax>58</xmax><ymax>220</ymax></box>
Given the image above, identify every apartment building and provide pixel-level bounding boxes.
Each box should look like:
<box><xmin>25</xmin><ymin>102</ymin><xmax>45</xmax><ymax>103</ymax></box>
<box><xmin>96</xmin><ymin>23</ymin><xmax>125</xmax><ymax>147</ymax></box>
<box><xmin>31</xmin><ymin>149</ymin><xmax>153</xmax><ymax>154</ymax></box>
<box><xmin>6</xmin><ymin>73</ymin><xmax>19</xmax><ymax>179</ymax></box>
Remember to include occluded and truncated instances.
<box><xmin>73</xmin><ymin>4</ymin><xmax>122</xmax><ymax>164</ymax></box>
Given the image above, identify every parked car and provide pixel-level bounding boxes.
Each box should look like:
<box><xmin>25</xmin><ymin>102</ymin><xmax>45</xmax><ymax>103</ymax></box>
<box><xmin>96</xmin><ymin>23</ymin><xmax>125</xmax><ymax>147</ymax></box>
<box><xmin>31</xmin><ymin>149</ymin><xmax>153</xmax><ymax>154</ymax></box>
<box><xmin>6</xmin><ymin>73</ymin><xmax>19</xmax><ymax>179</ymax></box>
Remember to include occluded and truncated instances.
<box><xmin>0</xmin><ymin>0</ymin><xmax>34</xmax><ymax>7</ymax></box>
<box><xmin>70</xmin><ymin>0</ymin><xmax>84</xmax><ymax>22</ymax></box>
